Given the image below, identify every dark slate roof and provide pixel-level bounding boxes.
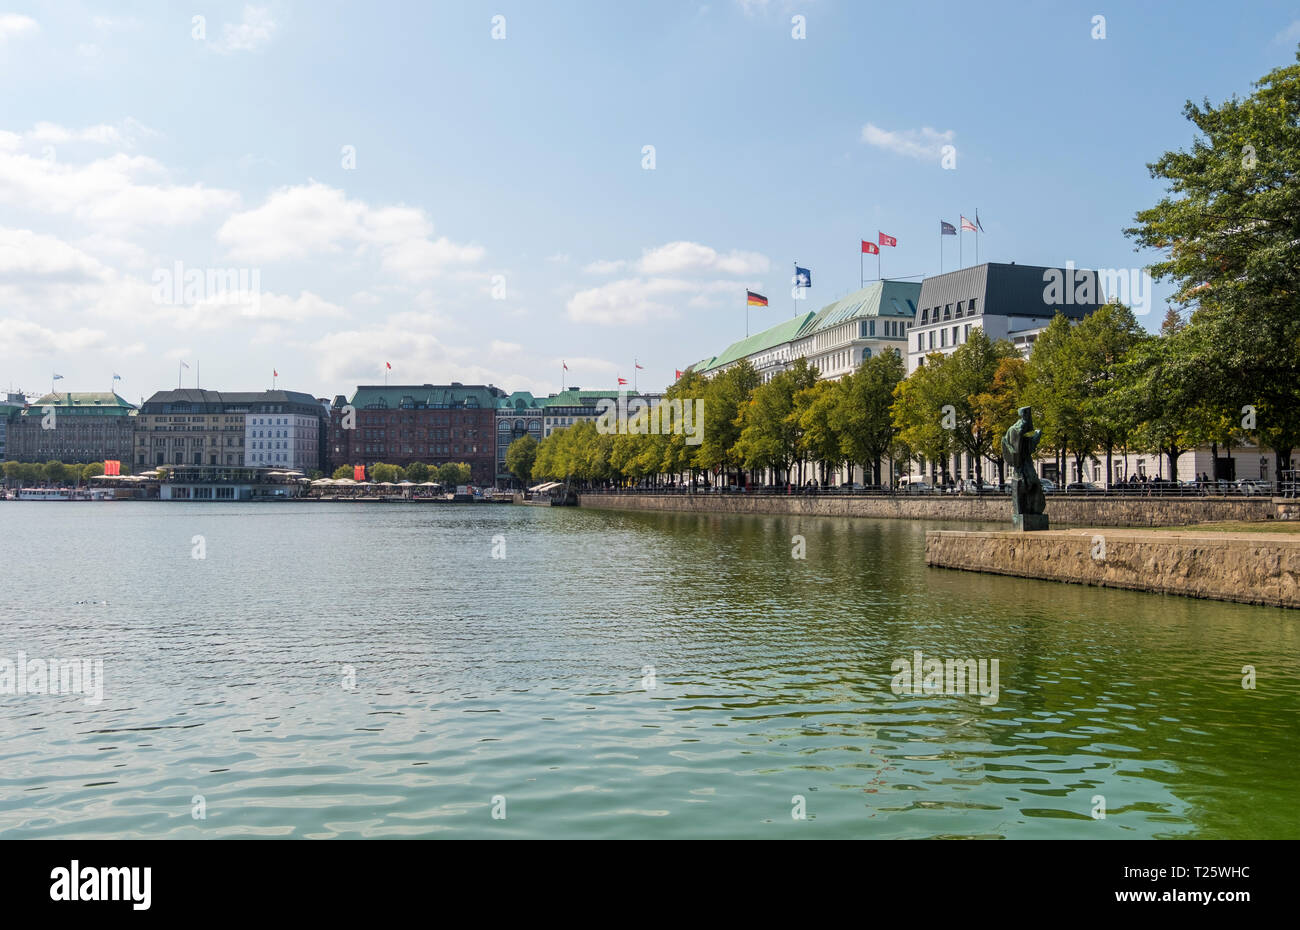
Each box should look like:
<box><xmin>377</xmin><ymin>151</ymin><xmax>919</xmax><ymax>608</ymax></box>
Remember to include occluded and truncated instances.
<box><xmin>140</xmin><ymin>389</ymin><xmax>321</xmax><ymax>412</ymax></box>
<box><xmin>348</xmin><ymin>384</ymin><xmax>504</xmax><ymax>409</ymax></box>
<box><xmin>916</xmin><ymin>262</ymin><xmax>1105</xmax><ymax>321</ymax></box>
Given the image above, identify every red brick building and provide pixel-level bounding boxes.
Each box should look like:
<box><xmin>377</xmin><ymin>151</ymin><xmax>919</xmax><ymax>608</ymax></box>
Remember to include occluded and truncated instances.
<box><xmin>327</xmin><ymin>384</ymin><xmax>505</xmax><ymax>485</ymax></box>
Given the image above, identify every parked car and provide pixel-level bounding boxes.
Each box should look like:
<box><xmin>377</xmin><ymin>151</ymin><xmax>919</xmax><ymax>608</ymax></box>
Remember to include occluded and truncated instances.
<box><xmin>1237</xmin><ymin>478</ymin><xmax>1272</xmax><ymax>494</ymax></box>
<box><xmin>1064</xmin><ymin>481</ymin><xmax>1100</xmax><ymax>491</ymax></box>
<box><xmin>1040</xmin><ymin>478</ymin><xmax>1057</xmax><ymax>494</ymax></box>
<box><xmin>839</xmin><ymin>481</ymin><xmax>865</xmax><ymax>490</ymax></box>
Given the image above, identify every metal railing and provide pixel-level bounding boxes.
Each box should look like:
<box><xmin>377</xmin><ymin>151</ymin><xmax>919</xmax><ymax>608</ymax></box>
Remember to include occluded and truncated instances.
<box><xmin>578</xmin><ymin>480</ymin><xmax>1294</xmax><ymax>499</ymax></box>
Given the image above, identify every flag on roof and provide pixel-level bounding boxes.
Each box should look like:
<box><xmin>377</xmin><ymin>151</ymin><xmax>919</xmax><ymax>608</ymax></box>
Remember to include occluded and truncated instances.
<box><xmin>861</xmin><ymin>240</ymin><xmax>879</xmax><ymax>255</ymax></box>
<box><xmin>961</xmin><ymin>216</ymin><xmax>977</xmax><ymax>232</ymax></box>
<box><xmin>941</xmin><ymin>221</ymin><xmax>957</xmax><ymax>236</ymax></box>
<box><xmin>878</xmin><ymin>232</ymin><xmax>897</xmax><ymax>247</ymax></box>
<box><xmin>794</xmin><ymin>266</ymin><xmax>812</xmax><ymax>288</ymax></box>
<box><xmin>617</xmin><ymin>377</ymin><xmax>628</xmax><ymax>385</ymax></box>
<box><xmin>746</xmin><ymin>290</ymin><xmax>768</xmax><ymax>307</ymax></box>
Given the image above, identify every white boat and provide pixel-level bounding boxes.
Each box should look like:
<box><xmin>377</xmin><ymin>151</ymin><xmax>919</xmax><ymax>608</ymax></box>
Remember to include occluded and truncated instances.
<box><xmin>17</xmin><ymin>488</ymin><xmax>71</xmax><ymax>500</ymax></box>
<box><xmin>16</xmin><ymin>487</ymin><xmax>113</xmax><ymax>501</ymax></box>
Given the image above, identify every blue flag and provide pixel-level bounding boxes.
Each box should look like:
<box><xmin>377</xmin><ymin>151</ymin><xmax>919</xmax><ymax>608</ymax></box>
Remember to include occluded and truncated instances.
<box><xmin>794</xmin><ymin>266</ymin><xmax>812</xmax><ymax>288</ymax></box>
<box><xmin>941</xmin><ymin>221</ymin><xmax>957</xmax><ymax>235</ymax></box>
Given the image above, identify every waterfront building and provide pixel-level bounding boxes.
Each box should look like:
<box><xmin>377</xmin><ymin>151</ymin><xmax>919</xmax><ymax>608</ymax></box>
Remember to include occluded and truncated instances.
<box><xmin>4</xmin><ymin>391</ymin><xmax>136</xmax><ymax>464</ymax></box>
<box><xmin>327</xmin><ymin>383</ymin><xmax>504</xmax><ymax>485</ymax></box>
<box><xmin>0</xmin><ymin>392</ymin><xmax>28</xmax><ymax>459</ymax></box>
<box><xmin>541</xmin><ymin>388</ymin><xmax>663</xmax><ymax>439</ymax></box>
<box><xmin>495</xmin><ymin>391</ymin><xmax>544</xmax><ymax>487</ymax></box>
<box><xmin>158</xmin><ymin>464</ymin><xmax>304</xmax><ymax>500</ymax></box>
<box><xmin>906</xmin><ymin>262</ymin><xmax>1106</xmax><ymax>375</ymax></box>
<box><xmin>243</xmin><ymin>393</ymin><xmax>327</xmax><ymax>472</ymax></box>
<box><xmin>690</xmin><ymin>279</ymin><xmax>921</xmax><ymax>384</ymax></box>
<box><xmin>135</xmin><ymin>389</ymin><xmax>324</xmax><ymax>471</ymax></box>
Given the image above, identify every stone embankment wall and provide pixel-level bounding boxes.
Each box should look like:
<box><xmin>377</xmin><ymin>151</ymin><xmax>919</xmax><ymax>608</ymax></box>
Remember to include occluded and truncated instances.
<box><xmin>924</xmin><ymin>529</ymin><xmax>1300</xmax><ymax>608</ymax></box>
<box><xmin>578</xmin><ymin>492</ymin><xmax>1284</xmax><ymax>527</ymax></box>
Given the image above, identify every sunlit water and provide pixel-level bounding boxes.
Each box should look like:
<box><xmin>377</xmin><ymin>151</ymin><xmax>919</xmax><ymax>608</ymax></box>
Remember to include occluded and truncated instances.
<box><xmin>0</xmin><ymin>501</ymin><xmax>1296</xmax><ymax>839</ymax></box>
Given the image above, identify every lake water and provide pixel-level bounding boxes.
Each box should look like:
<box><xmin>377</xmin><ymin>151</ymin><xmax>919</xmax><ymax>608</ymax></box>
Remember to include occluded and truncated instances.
<box><xmin>0</xmin><ymin>501</ymin><xmax>1296</xmax><ymax>839</ymax></box>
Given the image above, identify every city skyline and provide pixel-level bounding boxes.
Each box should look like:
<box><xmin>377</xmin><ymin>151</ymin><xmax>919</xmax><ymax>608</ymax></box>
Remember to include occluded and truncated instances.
<box><xmin>3</xmin><ymin>1</ymin><xmax>1298</xmax><ymax>401</ymax></box>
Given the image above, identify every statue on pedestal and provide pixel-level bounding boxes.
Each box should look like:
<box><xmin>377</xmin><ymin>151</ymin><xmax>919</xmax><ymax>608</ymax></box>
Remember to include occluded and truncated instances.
<box><xmin>1002</xmin><ymin>406</ymin><xmax>1048</xmax><ymax>531</ymax></box>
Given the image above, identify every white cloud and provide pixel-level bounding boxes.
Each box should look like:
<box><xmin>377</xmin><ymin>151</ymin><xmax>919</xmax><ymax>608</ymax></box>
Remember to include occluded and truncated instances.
<box><xmin>566</xmin><ymin>277</ymin><xmax>696</xmax><ymax>325</ymax></box>
<box><xmin>213</xmin><ymin>5</ymin><xmax>277</xmax><ymax>54</ymax></box>
<box><xmin>0</xmin><ymin>146</ymin><xmax>239</xmax><ymax>231</ymax></box>
<box><xmin>0</xmin><ymin>13</ymin><xmax>38</xmax><ymax>42</ymax></box>
<box><xmin>173</xmin><ymin>290</ymin><xmax>349</xmax><ymax>329</ymax></box>
<box><xmin>0</xmin><ymin>319</ymin><xmax>107</xmax><ymax>356</ymax></box>
<box><xmin>218</xmin><ymin>181</ymin><xmax>484</xmax><ymax>281</ymax></box>
<box><xmin>636</xmin><ymin>240</ymin><xmax>769</xmax><ymax>276</ymax></box>
<box><xmin>860</xmin><ymin>123</ymin><xmax>955</xmax><ymax>161</ymax></box>
<box><xmin>490</xmin><ymin>340</ymin><xmax>521</xmax><ymax>355</ymax></box>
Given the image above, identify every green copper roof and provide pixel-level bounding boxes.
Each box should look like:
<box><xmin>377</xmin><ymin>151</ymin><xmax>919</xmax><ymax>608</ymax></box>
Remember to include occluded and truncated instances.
<box><xmin>696</xmin><ymin>281</ymin><xmax>921</xmax><ymax>373</ymax></box>
<box><xmin>543</xmin><ymin>389</ymin><xmax>631</xmax><ymax>408</ymax></box>
<box><xmin>20</xmin><ymin>392</ymin><xmax>136</xmax><ymax>416</ymax></box>
<box><xmin>497</xmin><ymin>391</ymin><xmax>544</xmax><ymax>410</ymax></box>
<box><xmin>699</xmin><ymin>312</ymin><xmax>816</xmax><ymax>372</ymax></box>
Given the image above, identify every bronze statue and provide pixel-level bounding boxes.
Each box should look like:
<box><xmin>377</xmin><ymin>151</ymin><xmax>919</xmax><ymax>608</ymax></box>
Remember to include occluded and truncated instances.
<box><xmin>1002</xmin><ymin>406</ymin><xmax>1048</xmax><ymax>529</ymax></box>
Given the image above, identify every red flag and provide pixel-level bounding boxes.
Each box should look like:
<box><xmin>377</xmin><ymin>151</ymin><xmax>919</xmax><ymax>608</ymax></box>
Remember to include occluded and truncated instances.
<box><xmin>562</xmin><ymin>361</ymin><xmax>568</xmax><ymax>371</ymax></box>
<box><xmin>273</xmin><ymin>369</ymin><xmax>278</xmax><ymax>377</ymax></box>
<box><xmin>878</xmin><ymin>232</ymin><xmax>897</xmax><ymax>247</ymax></box>
<box><xmin>617</xmin><ymin>377</ymin><xmax>628</xmax><ymax>385</ymax></box>
<box><xmin>385</xmin><ymin>362</ymin><xmax>392</xmax><ymax>370</ymax></box>
<box><xmin>635</xmin><ymin>363</ymin><xmax>644</xmax><ymax>370</ymax></box>
<box><xmin>104</xmin><ymin>460</ymin><xmax>120</xmax><ymax>476</ymax></box>
<box><xmin>675</xmin><ymin>369</ymin><xmax>683</xmax><ymax>379</ymax></box>
<box><xmin>861</xmin><ymin>240</ymin><xmax>879</xmax><ymax>255</ymax></box>
<box><xmin>354</xmin><ymin>465</ymin><xmax>366</xmax><ymax>481</ymax></box>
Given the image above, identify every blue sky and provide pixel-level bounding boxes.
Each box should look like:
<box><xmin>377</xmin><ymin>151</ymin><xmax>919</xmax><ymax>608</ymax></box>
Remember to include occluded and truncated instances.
<box><xmin>2</xmin><ymin>0</ymin><xmax>1297</xmax><ymax>403</ymax></box>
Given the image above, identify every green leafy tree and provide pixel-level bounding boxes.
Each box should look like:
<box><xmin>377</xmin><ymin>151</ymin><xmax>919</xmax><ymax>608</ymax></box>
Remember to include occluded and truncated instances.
<box><xmin>404</xmin><ymin>461</ymin><xmax>430</xmax><ymax>483</ymax></box>
<box><xmin>970</xmin><ymin>356</ymin><xmax>1030</xmax><ymax>487</ymax></box>
<box><xmin>838</xmin><ymin>349</ymin><xmax>905</xmax><ymax>486</ymax></box>
<box><xmin>81</xmin><ymin>462</ymin><xmax>105</xmax><ymax>481</ymax></box>
<box><xmin>1125</xmin><ymin>51</ymin><xmax>1300</xmax><ymax>476</ymax></box>
<box><xmin>504</xmin><ymin>435</ymin><xmax>538</xmax><ymax>484</ymax></box>
<box><xmin>696</xmin><ymin>360</ymin><xmax>760</xmax><ymax>487</ymax></box>
<box><xmin>331</xmin><ymin>465</ymin><xmax>353</xmax><ymax>480</ymax></box>
<box><xmin>43</xmin><ymin>460</ymin><xmax>67</xmax><ymax>485</ymax></box>
<box><xmin>370</xmin><ymin>462</ymin><xmax>400</xmax><ymax>483</ymax></box>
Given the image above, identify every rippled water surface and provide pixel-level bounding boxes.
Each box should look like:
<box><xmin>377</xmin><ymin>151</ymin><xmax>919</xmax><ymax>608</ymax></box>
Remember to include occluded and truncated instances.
<box><xmin>1</xmin><ymin>501</ymin><xmax>1297</xmax><ymax>839</ymax></box>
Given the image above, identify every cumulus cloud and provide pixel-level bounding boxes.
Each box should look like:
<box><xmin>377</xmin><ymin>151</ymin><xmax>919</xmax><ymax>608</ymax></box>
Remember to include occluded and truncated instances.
<box><xmin>636</xmin><ymin>240</ymin><xmax>768</xmax><ymax>276</ymax></box>
<box><xmin>568</xmin><ymin>241</ymin><xmax>770</xmax><ymax>324</ymax></box>
<box><xmin>218</xmin><ymin>182</ymin><xmax>484</xmax><ymax>281</ymax></box>
<box><xmin>861</xmin><ymin>123</ymin><xmax>955</xmax><ymax>161</ymax></box>
<box><xmin>213</xmin><ymin>6</ymin><xmax>276</xmax><ymax>54</ymax></box>
<box><xmin>0</xmin><ymin>319</ymin><xmax>107</xmax><ymax>356</ymax></box>
<box><xmin>0</xmin><ymin>145</ymin><xmax>239</xmax><ymax>231</ymax></box>
<box><xmin>0</xmin><ymin>13</ymin><xmax>37</xmax><ymax>42</ymax></box>
<box><xmin>172</xmin><ymin>290</ymin><xmax>349</xmax><ymax>329</ymax></box>
<box><xmin>566</xmin><ymin>277</ymin><xmax>697</xmax><ymax>325</ymax></box>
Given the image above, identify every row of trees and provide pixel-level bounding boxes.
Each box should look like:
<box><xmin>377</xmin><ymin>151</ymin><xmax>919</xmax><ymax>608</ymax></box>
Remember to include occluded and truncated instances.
<box><xmin>2</xmin><ymin>460</ymin><xmax>115</xmax><ymax>486</ymax></box>
<box><xmin>516</xmin><ymin>51</ymin><xmax>1300</xmax><ymax>490</ymax></box>
<box><xmin>329</xmin><ymin>462</ymin><xmax>474</xmax><ymax>485</ymax></box>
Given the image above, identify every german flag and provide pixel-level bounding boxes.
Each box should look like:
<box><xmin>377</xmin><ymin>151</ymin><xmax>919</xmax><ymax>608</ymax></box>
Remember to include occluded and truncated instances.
<box><xmin>746</xmin><ymin>290</ymin><xmax>768</xmax><ymax>307</ymax></box>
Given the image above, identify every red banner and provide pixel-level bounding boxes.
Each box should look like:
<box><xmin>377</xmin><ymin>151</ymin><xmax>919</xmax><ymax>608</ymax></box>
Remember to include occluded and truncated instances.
<box><xmin>354</xmin><ymin>465</ymin><xmax>366</xmax><ymax>481</ymax></box>
<box><xmin>104</xmin><ymin>460</ymin><xmax>120</xmax><ymax>476</ymax></box>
